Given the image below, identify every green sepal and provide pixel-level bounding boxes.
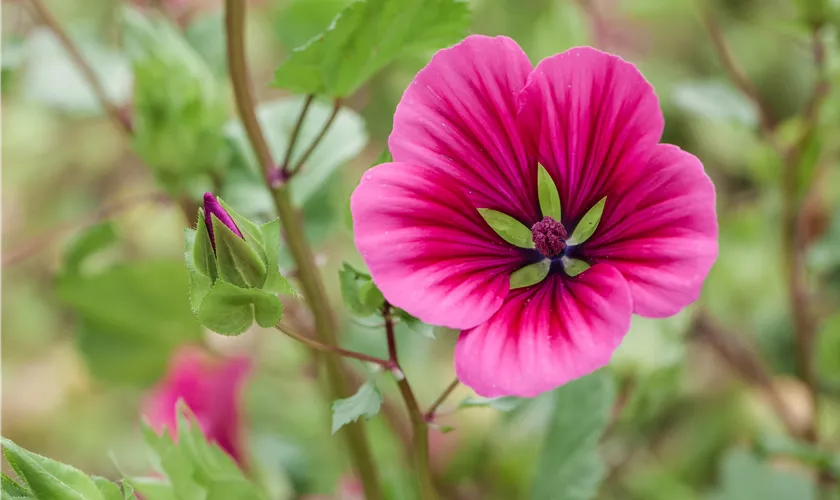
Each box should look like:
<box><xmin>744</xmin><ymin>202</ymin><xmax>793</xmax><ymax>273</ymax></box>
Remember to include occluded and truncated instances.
<box><xmin>537</xmin><ymin>164</ymin><xmax>562</xmax><ymax>221</ymax></box>
<box><xmin>567</xmin><ymin>197</ymin><xmax>606</xmax><ymax>246</ymax></box>
<box><xmin>359</xmin><ymin>281</ymin><xmax>385</xmax><ymax>311</ymax></box>
<box><xmin>477</xmin><ymin>208</ymin><xmax>534</xmax><ymax>249</ymax></box>
<box><xmin>218</xmin><ymin>198</ymin><xmax>266</xmax><ymax>262</ymax></box>
<box><xmin>1</xmin><ymin>437</ymin><xmax>102</xmax><ymax>500</ymax></box>
<box><xmin>192</xmin><ymin>209</ymin><xmax>218</xmax><ymax>280</ymax></box>
<box><xmin>197</xmin><ymin>281</ymin><xmax>285</xmax><ymax>335</ymax></box>
<box><xmin>185</xmin><ymin>228</ymin><xmax>214</xmax><ymax>313</ymax></box>
<box><xmin>259</xmin><ymin>219</ymin><xmax>296</xmax><ymax>296</ymax></box>
<box><xmin>212</xmin><ymin>216</ymin><xmax>267</xmax><ymax>288</ymax></box>
<box><xmin>510</xmin><ymin>259</ymin><xmax>551</xmax><ymax>289</ymax></box>
<box><xmin>562</xmin><ymin>256</ymin><xmax>591</xmax><ymax>277</ymax></box>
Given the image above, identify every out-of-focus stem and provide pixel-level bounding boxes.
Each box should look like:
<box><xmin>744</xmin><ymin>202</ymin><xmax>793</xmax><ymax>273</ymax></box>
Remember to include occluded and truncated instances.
<box><xmin>383</xmin><ymin>303</ymin><xmax>439</xmax><ymax>500</ymax></box>
<box><xmin>274</xmin><ymin>322</ymin><xmax>394</xmax><ymax>368</ymax></box>
<box><xmin>287</xmin><ymin>99</ymin><xmax>342</xmax><ymax>177</ymax></box>
<box><xmin>224</xmin><ymin>1</ymin><xmax>382</xmax><ymax>497</ymax></box>
<box><xmin>424</xmin><ymin>379</ymin><xmax>460</xmax><ymax>422</ymax></box>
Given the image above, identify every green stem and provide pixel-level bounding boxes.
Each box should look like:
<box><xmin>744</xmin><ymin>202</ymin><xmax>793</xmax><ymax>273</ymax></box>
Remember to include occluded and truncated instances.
<box><xmin>224</xmin><ymin>1</ymin><xmax>382</xmax><ymax>497</ymax></box>
<box><xmin>383</xmin><ymin>303</ymin><xmax>439</xmax><ymax>500</ymax></box>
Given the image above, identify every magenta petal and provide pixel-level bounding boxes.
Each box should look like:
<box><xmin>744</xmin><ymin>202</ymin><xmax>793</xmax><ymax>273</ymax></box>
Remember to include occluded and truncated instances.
<box><xmin>455</xmin><ymin>265</ymin><xmax>632</xmax><ymax>397</ymax></box>
<box><xmin>203</xmin><ymin>192</ymin><xmax>243</xmax><ymax>250</ymax></box>
<box><xmin>390</xmin><ymin>35</ymin><xmax>540</xmax><ymax>223</ymax></box>
<box><xmin>584</xmin><ymin>145</ymin><xmax>718</xmax><ymax>317</ymax></box>
<box><xmin>517</xmin><ymin>47</ymin><xmax>664</xmax><ymax>221</ymax></box>
<box><xmin>351</xmin><ymin>162</ymin><xmax>526</xmax><ymax>330</ymax></box>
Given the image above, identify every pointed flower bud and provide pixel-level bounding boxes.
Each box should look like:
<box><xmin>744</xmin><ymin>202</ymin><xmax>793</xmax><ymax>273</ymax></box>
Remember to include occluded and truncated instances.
<box><xmin>203</xmin><ymin>192</ymin><xmax>243</xmax><ymax>252</ymax></box>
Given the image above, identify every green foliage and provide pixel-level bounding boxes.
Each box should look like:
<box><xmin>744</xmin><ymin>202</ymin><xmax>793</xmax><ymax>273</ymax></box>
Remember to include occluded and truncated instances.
<box><xmin>225</xmin><ymin>96</ymin><xmax>368</xmax><ymax>207</ymax></box>
<box><xmin>1</xmin><ymin>437</ymin><xmax>131</xmax><ymax>500</ymax></box>
<box><xmin>331</xmin><ymin>382</ymin><xmax>383</xmax><ymax>434</ymax></box>
<box><xmin>272</xmin><ymin>0</ymin><xmax>470</xmax><ymax>96</ymax></box>
<box><xmin>672</xmin><ymin>81</ymin><xmax>757</xmax><ymax>126</ymax></box>
<box><xmin>537</xmin><ymin>164</ymin><xmax>562</xmax><ymax>221</ymax></box>
<box><xmin>339</xmin><ymin>262</ymin><xmax>380</xmax><ymax>316</ymax></box>
<box><xmin>709</xmin><ymin>449</ymin><xmax>816</xmax><ymax>500</ymax></box>
<box><xmin>478</xmin><ymin>208</ymin><xmax>535</xmax><ymax>249</ymax></box>
<box><xmin>58</xmin><ymin>256</ymin><xmax>203</xmax><ymax>386</ymax></box>
<box><xmin>123</xmin><ymin>7</ymin><xmax>229</xmax><ymax>194</ymax></box>
<box><xmin>185</xmin><ymin>200</ymin><xmax>294</xmax><ymax>336</ymax></box>
<box><xmin>510</xmin><ymin>260</ymin><xmax>550</xmax><ymax>289</ymax></box>
<box><xmin>530</xmin><ymin>371</ymin><xmax>615</xmax><ymax>500</ymax></box>
<box><xmin>62</xmin><ymin>222</ymin><xmax>118</xmax><ymax>276</ymax></box>
<box><xmin>128</xmin><ymin>408</ymin><xmax>265</xmax><ymax>500</ymax></box>
<box><xmin>567</xmin><ymin>197</ymin><xmax>606</xmax><ymax>246</ymax></box>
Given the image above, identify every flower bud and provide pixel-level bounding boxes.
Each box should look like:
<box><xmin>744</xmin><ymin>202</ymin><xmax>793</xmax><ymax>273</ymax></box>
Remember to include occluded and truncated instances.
<box><xmin>203</xmin><ymin>192</ymin><xmax>243</xmax><ymax>252</ymax></box>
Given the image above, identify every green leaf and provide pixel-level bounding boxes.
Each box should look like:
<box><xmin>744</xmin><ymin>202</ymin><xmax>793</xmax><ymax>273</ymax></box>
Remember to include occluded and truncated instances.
<box><xmin>530</xmin><ymin>370</ymin><xmax>615</xmax><ymax>500</ymax></box>
<box><xmin>567</xmin><ymin>197</ymin><xmax>606</xmax><ymax>246</ymax></box>
<box><xmin>184</xmin><ymin>12</ymin><xmax>227</xmax><ymax>78</ymax></box>
<box><xmin>537</xmin><ymin>164</ymin><xmax>562</xmax><ymax>220</ymax></box>
<box><xmin>2</xmin><ymin>473</ymin><xmax>33</xmax><ymax>498</ymax></box>
<box><xmin>185</xmin><ymin>229</ymin><xmax>214</xmax><ymax>313</ymax></box>
<box><xmin>197</xmin><ymin>281</ymin><xmax>284</xmax><ymax>335</ymax></box>
<box><xmin>562</xmin><ymin>257</ymin><xmax>591</xmax><ymax>277</ymax></box>
<box><xmin>272</xmin><ymin>0</ymin><xmax>470</xmax><ymax>97</ymax></box>
<box><xmin>331</xmin><ymin>382</ymin><xmax>383</xmax><ymax>434</ymax></box>
<box><xmin>217</xmin><ymin>198</ymin><xmax>267</xmax><ymax>262</ymax></box>
<box><xmin>58</xmin><ymin>261</ymin><xmax>203</xmax><ymax>386</ymax></box>
<box><xmin>458</xmin><ymin>396</ymin><xmax>524</xmax><ymax>412</ymax></box>
<box><xmin>127</xmin><ymin>478</ymin><xmax>177</xmax><ymax>500</ymax></box>
<box><xmin>92</xmin><ymin>477</ymin><xmax>126</xmax><ymax>500</ymax></box>
<box><xmin>394</xmin><ymin>308</ymin><xmax>436</xmax><ymax>339</ymax></box>
<box><xmin>259</xmin><ymin>220</ymin><xmax>296</xmax><ymax>296</ymax></box>
<box><xmin>373</xmin><ymin>146</ymin><xmax>393</xmax><ymax>166</ymax></box>
<box><xmin>275</xmin><ymin>0</ymin><xmax>348</xmax><ymax>51</ymax></box>
<box><xmin>339</xmin><ymin>263</ymin><xmax>378</xmax><ymax>316</ymax></box>
<box><xmin>510</xmin><ymin>259</ymin><xmax>550</xmax><ymax>289</ymax></box>
<box><xmin>672</xmin><ymin>81</ymin><xmax>757</xmax><ymax>126</ymax></box>
<box><xmin>62</xmin><ymin>222</ymin><xmax>118</xmax><ymax>277</ymax></box>
<box><xmin>709</xmin><ymin>449</ymin><xmax>816</xmax><ymax>500</ymax></box>
<box><xmin>478</xmin><ymin>208</ymin><xmax>534</xmax><ymax>249</ymax></box>
<box><xmin>225</xmin><ymin>97</ymin><xmax>367</xmax><ymax>207</ymax></box>
<box><xmin>212</xmin><ymin>216</ymin><xmax>267</xmax><ymax>288</ymax></box>
<box><xmin>191</xmin><ymin>211</ymin><xmax>218</xmax><ymax>280</ymax></box>
<box><xmin>359</xmin><ymin>281</ymin><xmax>385</xmax><ymax>311</ymax></box>
<box><xmin>1</xmin><ymin>437</ymin><xmax>102</xmax><ymax>500</ymax></box>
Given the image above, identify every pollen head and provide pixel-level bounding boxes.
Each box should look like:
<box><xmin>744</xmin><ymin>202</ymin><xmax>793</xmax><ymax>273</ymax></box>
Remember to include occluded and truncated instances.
<box><xmin>531</xmin><ymin>216</ymin><xmax>568</xmax><ymax>258</ymax></box>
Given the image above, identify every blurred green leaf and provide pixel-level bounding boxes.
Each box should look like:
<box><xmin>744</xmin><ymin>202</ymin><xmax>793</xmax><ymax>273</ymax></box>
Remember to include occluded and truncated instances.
<box><xmin>339</xmin><ymin>262</ymin><xmax>379</xmax><ymax>316</ymax></box>
<box><xmin>459</xmin><ymin>396</ymin><xmax>524</xmax><ymax>412</ymax></box>
<box><xmin>709</xmin><ymin>449</ymin><xmax>816</xmax><ymax>500</ymax></box>
<box><xmin>672</xmin><ymin>81</ymin><xmax>757</xmax><ymax>126</ymax></box>
<box><xmin>197</xmin><ymin>281</ymin><xmax>284</xmax><ymax>335</ymax></box>
<box><xmin>359</xmin><ymin>280</ymin><xmax>385</xmax><ymax>311</ymax></box>
<box><xmin>272</xmin><ymin>0</ymin><xmax>470</xmax><ymax>96</ymax></box>
<box><xmin>331</xmin><ymin>381</ymin><xmax>383</xmax><ymax>434</ymax></box>
<box><xmin>275</xmin><ymin>0</ymin><xmax>349</xmax><ymax>50</ymax></box>
<box><xmin>567</xmin><ymin>197</ymin><xmax>606</xmax><ymax>246</ymax></box>
<box><xmin>21</xmin><ymin>28</ymin><xmax>131</xmax><ymax>113</ymax></box>
<box><xmin>58</xmin><ymin>261</ymin><xmax>203</xmax><ymax>387</ymax></box>
<box><xmin>1</xmin><ymin>437</ymin><xmax>105</xmax><ymax>500</ymax></box>
<box><xmin>62</xmin><ymin>222</ymin><xmax>118</xmax><ymax>277</ymax></box>
<box><xmin>92</xmin><ymin>476</ymin><xmax>132</xmax><ymax>500</ymax></box>
<box><xmin>817</xmin><ymin>313</ymin><xmax>840</xmax><ymax>385</ymax></box>
<box><xmin>225</xmin><ymin>96</ymin><xmax>368</xmax><ymax>206</ymax></box>
<box><xmin>393</xmin><ymin>308</ymin><xmax>436</xmax><ymax>339</ymax></box>
<box><xmin>184</xmin><ymin>12</ymin><xmax>228</xmax><ymax>78</ymax></box>
<box><xmin>478</xmin><ymin>208</ymin><xmax>535</xmax><ymax>248</ymax></box>
<box><xmin>531</xmin><ymin>370</ymin><xmax>615</xmax><ymax>500</ymax></box>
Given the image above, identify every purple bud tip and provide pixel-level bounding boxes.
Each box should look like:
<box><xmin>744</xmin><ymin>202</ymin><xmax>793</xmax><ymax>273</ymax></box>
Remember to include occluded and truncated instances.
<box><xmin>203</xmin><ymin>192</ymin><xmax>244</xmax><ymax>251</ymax></box>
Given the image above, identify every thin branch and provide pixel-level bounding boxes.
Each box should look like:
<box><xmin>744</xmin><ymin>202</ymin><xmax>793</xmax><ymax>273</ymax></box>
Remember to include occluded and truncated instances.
<box><xmin>280</xmin><ymin>94</ymin><xmax>314</xmax><ymax>175</ymax></box>
<box><xmin>383</xmin><ymin>303</ymin><xmax>439</xmax><ymax>500</ymax></box>
<box><xmin>26</xmin><ymin>0</ymin><xmax>132</xmax><ymax>135</ymax></box>
<box><xmin>2</xmin><ymin>191</ymin><xmax>168</xmax><ymax>268</ymax></box>
<box><xmin>424</xmin><ymin>379</ymin><xmax>460</xmax><ymax>422</ymax></box>
<box><xmin>287</xmin><ymin>99</ymin><xmax>342</xmax><ymax>177</ymax></box>
<box><xmin>274</xmin><ymin>323</ymin><xmax>394</xmax><ymax>369</ymax></box>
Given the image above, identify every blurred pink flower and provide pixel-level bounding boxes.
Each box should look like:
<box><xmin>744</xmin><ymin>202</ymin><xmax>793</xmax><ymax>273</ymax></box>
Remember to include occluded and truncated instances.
<box><xmin>143</xmin><ymin>347</ymin><xmax>251</xmax><ymax>465</ymax></box>
<box><xmin>351</xmin><ymin>35</ymin><xmax>717</xmax><ymax>398</ymax></box>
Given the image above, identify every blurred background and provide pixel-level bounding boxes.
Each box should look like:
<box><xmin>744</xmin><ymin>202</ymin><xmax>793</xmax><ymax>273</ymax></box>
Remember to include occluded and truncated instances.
<box><xmin>2</xmin><ymin>0</ymin><xmax>840</xmax><ymax>498</ymax></box>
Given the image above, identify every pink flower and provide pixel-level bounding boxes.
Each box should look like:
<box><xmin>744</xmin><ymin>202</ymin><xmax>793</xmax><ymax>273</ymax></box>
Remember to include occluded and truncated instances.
<box><xmin>351</xmin><ymin>36</ymin><xmax>717</xmax><ymax>397</ymax></box>
<box><xmin>143</xmin><ymin>347</ymin><xmax>251</xmax><ymax>465</ymax></box>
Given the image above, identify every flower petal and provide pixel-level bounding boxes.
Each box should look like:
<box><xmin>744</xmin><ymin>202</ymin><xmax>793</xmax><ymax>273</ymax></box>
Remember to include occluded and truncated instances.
<box><xmin>583</xmin><ymin>145</ymin><xmax>718</xmax><ymax>317</ymax></box>
<box><xmin>517</xmin><ymin>47</ymin><xmax>664</xmax><ymax>221</ymax></box>
<box><xmin>455</xmin><ymin>265</ymin><xmax>632</xmax><ymax>397</ymax></box>
<box><xmin>351</xmin><ymin>162</ymin><xmax>526</xmax><ymax>330</ymax></box>
<box><xmin>390</xmin><ymin>35</ymin><xmax>539</xmax><ymax>223</ymax></box>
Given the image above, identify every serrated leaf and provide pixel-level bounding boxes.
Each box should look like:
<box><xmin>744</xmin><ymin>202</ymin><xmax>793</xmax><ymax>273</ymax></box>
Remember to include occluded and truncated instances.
<box><xmin>567</xmin><ymin>197</ymin><xmax>606</xmax><ymax>246</ymax></box>
<box><xmin>2</xmin><ymin>473</ymin><xmax>33</xmax><ymax>498</ymax></box>
<box><xmin>62</xmin><ymin>222</ymin><xmax>118</xmax><ymax>277</ymax></box>
<box><xmin>537</xmin><ymin>164</ymin><xmax>562</xmax><ymax>221</ymax></box>
<box><xmin>197</xmin><ymin>281</ymin><xmax>285</xmax><ymax>335</ymax></box>
<box><xmin>530</xmin><ymin>371</ymin><xmax>615</xmax><ymax>500</ymax></box>
<box><xmin>185</xmin><ymin>229</ymin><xmax>214</xmax><ymax>313</ymax></box>
<box><xmin>478</xmin><ymin>208</ymin><xmax>534</xmax><ymax>249</ymax></box>
<box><xmin>192</xmin><ymin>211</ymin><xmax>218</xmax><ymax>280</ymax></box>
<box><xmin>259</xmin><ymin>220</ymin><xmax>296</xmax><ymax>296</ymax></box>
<box><xmin>510</xmin><ymin>259</ymin><xmax>550</xmax><ymax>289</ymax></box>
<box><xmin>212</xmin><ymin>216</ymin><xmax>266</xmax><ymax>288</ymax></box>
<box><xmin>331</xmin><ymin>382</ymin><xmax>383</xmax><ymax>434</ymax></box>
<box><xmin>562</xmin><ymin>257</ymin><xmax>591</xmax><ymax>277</ymax></box>
<box><xmin>272</xmin><ymin>0</ymin><xmax>470</xmax><ymax>97</ymax></box>
<box><xmin>709</xmin><ymin>449</ymin><xmax>816</xmax><ymax>500</ymax></box>
<box><xmin>1</xmin><ymin>437</ymin><xmax>102</xmax><ymax>500</ymax></box>
<box><xmin>339</xmin><ymin>263</ymin><xmax>378</xmax><ymax>316</ymax></box>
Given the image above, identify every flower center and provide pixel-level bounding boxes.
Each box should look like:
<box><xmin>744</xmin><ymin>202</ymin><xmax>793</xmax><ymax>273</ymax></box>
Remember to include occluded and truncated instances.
<box><xmin>531</xmin><ymin>216</ymin><xmax>568</xmax><ymax>258</ymax></box>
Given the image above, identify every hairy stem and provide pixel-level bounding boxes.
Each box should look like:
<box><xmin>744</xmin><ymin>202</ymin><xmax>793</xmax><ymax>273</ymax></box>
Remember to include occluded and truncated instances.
<box><xmin>383</xmin><ymin>303</ymin><xmax>439</xmax><ymax>500</ymax></box>
<box><xmin>26</xmin><ymin>0</ymin><xmax>132</xmax><ymax>135</ymax></box>
<box><xmin>224</xmin><ymin>1</ymin><xmax>382</xmax><ymax>496</ymax></box>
